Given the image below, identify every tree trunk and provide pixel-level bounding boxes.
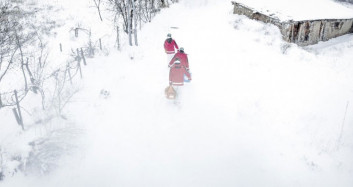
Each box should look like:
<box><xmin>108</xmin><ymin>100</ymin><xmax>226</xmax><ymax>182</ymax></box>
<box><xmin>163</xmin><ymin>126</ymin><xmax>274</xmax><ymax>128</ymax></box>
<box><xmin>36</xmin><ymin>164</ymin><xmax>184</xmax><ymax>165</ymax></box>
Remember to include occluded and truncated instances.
<box><xmin>128</xmin><ymin>0</ymin><xmax>133</xmax><ymax>46</ymax></box>
<box><xmin>133</xmin><ymin>0</ymin><xmax>138</xmax><ymax>46</ymax></box>
<box><xmin>116</xmin><ymin>26</ymin><xmax>120</xmax><ymax>50</ymax></box>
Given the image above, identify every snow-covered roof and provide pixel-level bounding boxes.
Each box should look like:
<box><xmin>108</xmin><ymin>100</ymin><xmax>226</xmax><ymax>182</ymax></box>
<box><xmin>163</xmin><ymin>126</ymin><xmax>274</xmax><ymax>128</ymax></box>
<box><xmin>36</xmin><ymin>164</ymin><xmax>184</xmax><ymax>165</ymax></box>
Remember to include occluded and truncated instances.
<box><xmin>234</xmin><ymin>0</ymin><xmax>353</xmax><ymax>21</ymax></box>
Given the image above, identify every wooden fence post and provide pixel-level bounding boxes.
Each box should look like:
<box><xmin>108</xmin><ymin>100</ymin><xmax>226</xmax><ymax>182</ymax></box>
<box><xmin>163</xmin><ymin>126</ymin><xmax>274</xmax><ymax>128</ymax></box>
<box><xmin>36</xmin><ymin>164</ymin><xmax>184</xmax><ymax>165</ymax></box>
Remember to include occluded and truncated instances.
<box><xmin>76</xmin><ymin>48</ymin><xmax>83</xmax><ymax>78</ymax></box>
<box><xmin>60</xmin><ymin>43</ymin><xmax>62</xmax><ymax>52</ymax></box>
<box><xmin>77</xmin><ymin>60</ymin><xmax>82</xmax><ymax>79</ymax></box>
<box><xmin>80</xmin><ymin>48</ymin><xmax>87</xmax><ymax>65</ymax></box>
<box><xmin>13</xmin><ymin>90</ymin><xmax>24</xmax><ymax>130</ymax></box>
<box><xmin>99</xmin><ymin>38</ymin><xmax>102</xmax><ymax>50</ymax></box>
<box><xmin>12</xmin><ymin>108</ymin><xmax>22</xmax><ymax>127</ymax></box>
<box><xmin>75</xmin><ymin>28</ymin><xmax>78</xmax><ymax>37</ymax></box>
<box><xmin>76</xmin><ymin>48</ymin><xmax>80</xmax><ymax>60</ymax></box>
<box><xmin>67</xmin><ymin>65</ymin><xmax>73</xmax><ymax>84</ymax></box>
<box><xmin>25</xmin><ymin>58</ymin><xmax>34</xmax><ymax>83</ymax></box>
<box><xmin>78</xmin><ymin>61</ymin><xmax>82</xmax><ymax>79</ymax></box>
<box><xmin>0</xmin><ymin>93</ymin><xmax>2</xmax><ymax>108</ymax></box>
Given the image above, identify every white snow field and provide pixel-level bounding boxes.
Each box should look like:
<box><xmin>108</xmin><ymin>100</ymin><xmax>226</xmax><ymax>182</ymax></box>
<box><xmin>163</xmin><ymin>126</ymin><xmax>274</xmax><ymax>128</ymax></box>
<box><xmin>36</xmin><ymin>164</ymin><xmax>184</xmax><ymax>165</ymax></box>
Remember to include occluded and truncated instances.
<box><xmin>1</xmin><ymin>0</ymin><xmax>353</xmax><ymax>186</ymax></box>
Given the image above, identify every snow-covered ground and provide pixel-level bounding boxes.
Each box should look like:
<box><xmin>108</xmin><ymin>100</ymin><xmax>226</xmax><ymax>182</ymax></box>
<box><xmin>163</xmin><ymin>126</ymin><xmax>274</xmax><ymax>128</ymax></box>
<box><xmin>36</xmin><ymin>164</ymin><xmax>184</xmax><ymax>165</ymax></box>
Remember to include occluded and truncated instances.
<box><xmin>1</xmin><ymin>0</ymin><xmax>353</xmax><ymax>186</ymax></box>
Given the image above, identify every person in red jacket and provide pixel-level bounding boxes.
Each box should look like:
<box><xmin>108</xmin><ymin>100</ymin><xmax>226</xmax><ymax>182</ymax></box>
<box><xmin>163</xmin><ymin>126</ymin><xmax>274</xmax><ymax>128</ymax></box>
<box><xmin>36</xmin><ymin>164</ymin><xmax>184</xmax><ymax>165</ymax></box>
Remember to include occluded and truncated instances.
<box><xmin>169</xmin><ymin>47</ymin><xmax>189</xmax><ymax>71</ymax></box>
<box><xmin>164</xmin><ymin>33</ymin><xmax>179</xmax><ymax>63</ymax></box>
<box><xmin>169</xmin><ymin>58</ymin><xmax>191</xmax><ymax>86</ymax></box>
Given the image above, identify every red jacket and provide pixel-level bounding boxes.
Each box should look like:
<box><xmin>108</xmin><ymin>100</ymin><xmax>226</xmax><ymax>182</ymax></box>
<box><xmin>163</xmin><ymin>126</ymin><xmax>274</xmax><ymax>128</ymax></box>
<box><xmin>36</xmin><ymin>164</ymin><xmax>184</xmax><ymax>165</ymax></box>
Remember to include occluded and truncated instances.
<box><xmin>164</xmin><ymin>38</ymin><xmax>179</xmax><ymax>54</ymax></box>
<box><xmin>169</xmin><ymin>51</ymin><xmax>189</xmax><ymax>69</ymax></box>
<box><xmin>169</xmin><ymin>63</ymin><xmax>191</xmax><ymax>86</ymax></box>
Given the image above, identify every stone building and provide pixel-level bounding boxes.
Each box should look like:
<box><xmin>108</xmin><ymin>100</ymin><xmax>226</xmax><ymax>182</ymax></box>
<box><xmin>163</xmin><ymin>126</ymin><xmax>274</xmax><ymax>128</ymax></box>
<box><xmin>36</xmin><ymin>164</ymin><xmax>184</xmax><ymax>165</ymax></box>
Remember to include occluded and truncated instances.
<box><xmin>232</xmin><ymin>1</ymin><xmax>353</xmax><ymax>46</ymax></box>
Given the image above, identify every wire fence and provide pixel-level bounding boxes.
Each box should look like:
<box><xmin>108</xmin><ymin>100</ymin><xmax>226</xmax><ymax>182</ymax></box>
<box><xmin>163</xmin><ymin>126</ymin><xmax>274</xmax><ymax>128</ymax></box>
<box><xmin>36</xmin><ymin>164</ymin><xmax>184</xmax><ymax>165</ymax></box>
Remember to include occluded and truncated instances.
<box><xmin>0</xmin><ymin>48</ymin><xmax>82</xmax><ymax>106</ymax></box>
<box><xmin>0</xmin><ymin>34</ymin><xmax>103</xmax><ymax>129</ymax></box>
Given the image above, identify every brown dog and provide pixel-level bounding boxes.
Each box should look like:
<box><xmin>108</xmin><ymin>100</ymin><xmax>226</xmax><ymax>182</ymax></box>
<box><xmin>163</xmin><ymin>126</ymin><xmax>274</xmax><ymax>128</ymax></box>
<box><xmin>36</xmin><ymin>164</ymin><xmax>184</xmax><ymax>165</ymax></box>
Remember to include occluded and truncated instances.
<box><xmin>165</xmin><ymin>85</ymin><xmax>176</xmax><ymax>99</ymax></box>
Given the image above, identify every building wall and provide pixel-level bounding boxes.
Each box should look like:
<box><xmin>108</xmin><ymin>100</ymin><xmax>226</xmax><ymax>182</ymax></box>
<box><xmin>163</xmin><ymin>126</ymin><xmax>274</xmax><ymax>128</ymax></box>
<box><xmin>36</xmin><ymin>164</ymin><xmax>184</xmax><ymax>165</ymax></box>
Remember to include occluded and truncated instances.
<box><xmin>232</xmin><ymin>1</ymin><xmax>353</xmax><ymax>46</ymax></box>
<box><xmin>335</xmin><ymin>0</ymin><xmax>353</xmax><ymax>4</ymax></box>
<box><xmin>282</xmin><ymin>19</ymin><xmax>353</xmax><ymax>45</ymax></box>
<box><xmin>232</xmin><ymin>1</ymin><xmax>282</xmax><ymax>27</ymax></box>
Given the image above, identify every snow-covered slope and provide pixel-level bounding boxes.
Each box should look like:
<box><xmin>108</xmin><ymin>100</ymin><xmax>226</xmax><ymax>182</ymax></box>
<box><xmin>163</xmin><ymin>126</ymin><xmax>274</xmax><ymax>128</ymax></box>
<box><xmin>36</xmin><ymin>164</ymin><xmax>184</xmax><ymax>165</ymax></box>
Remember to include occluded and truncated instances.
<box><xmin>1</xmin><ymin>0</ymin><xmax>353</xmax><ymax>186</ymax></box>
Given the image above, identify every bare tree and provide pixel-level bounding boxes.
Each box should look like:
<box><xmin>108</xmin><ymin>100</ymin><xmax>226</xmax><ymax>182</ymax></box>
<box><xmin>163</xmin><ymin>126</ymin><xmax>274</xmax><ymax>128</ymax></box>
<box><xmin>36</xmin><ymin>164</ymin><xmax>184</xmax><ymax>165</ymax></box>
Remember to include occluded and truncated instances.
<box><xmin>107</xmin><ymin>0</ymin><xmax>131</xmax><ymax>34</ymax></box>
<box><xmin>127</xmin><ymin>0</ymin><xmax>133</xmax><ymax>46</ymax></box>
<box><xmin>106</xmin><ymin>0</ymin><xmax>166</xmax><ymax>47</ymax></box>
<box><xmin>15</xmin><ymin>32</ymin><xmax>29</xmax><ymax>91</ymax></box>
<box><xmin>133</xmin><ymin>0</ymin><xmax>138</xmax><ymax>46</ymax></box>
<box><xmin>0</xmin><ymin>1</ymin><xmax>55</xmax><ymax>88</ymax></box>
<box><xmin>0</xmin><ymin>1</ymin><xmax>57</xmax><ymax>110</ymax></box>
<box><xmin>139</xmin><ymin>0</ymin><xmax>160</xmax><ymax>23</ymax></box>
<box><xmin>0</xmin><ymin>2</ymin><xmax>20</xmax><ymax>84</ymax></box>
<box><xmin>93</xmin><ymin>0</ymin><xmax>104</xmax><ymax>21</ymax></box>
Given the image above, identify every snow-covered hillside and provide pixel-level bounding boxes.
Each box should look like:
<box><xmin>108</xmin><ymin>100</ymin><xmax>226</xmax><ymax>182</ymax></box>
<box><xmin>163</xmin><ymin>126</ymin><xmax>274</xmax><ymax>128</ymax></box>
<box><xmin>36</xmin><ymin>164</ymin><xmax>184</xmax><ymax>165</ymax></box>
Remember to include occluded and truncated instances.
<box><xmin>1</xmin><ymin>0</ymin><xmax>353</xmax><ymax>186</ymax></box>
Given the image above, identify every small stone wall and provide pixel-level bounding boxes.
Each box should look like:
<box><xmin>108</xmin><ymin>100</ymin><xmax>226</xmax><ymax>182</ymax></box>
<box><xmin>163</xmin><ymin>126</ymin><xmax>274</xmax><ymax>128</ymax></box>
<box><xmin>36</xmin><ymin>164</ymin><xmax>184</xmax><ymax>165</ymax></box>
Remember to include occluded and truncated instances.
<box><xmin>232</xmin><ymin>1</ymin><xmax>353</xmax><ymax>46</ymax></box>
<box><xmin>336</xmin><ymin>0</ymin><xmax>353</xmax><ymax>4</ymax></box>
<box><xmin>282</xmin><ymin>19</ymin><xmax>353</xmax><ymax>45</ymax></box>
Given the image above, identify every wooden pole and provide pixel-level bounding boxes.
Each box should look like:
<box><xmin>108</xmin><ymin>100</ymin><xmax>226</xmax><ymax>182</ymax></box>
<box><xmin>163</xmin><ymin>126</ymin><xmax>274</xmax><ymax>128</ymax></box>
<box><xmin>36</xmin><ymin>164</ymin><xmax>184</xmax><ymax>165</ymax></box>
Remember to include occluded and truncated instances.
<box><xmin>76</xmin><ymin>48</ymin><xmax>80</xmax><ymax>59</ymax></box>
<box><xmin>80</xmin><ymin>48</ymin><xmax>87</xmax><ymax>65</ymax></box>
<box><xmin>14</xmin><ymin>90</ymin><xmax>24</xmax><ymax>130</ymax></box>
<box><xmin>76</xmin><ymin>48</ymin><xmax>82</xmax><ymax>78</ymax></box>
<box><xmin>99</xmin><ymin>38</ymin><xmax>102</xmax><ymax>50</ymax></box>
<box><xmin>25</xmin><ymin>58</ymin><xmax>34</xmax><ymax>83</ymax></box>
<box><xmin>0</xmin><ymin>93</ymin><xmax>2</xmax><ymax>108</ymax></box>
<box><xmin>77</xmin><ymin>59</ymin><xmax>82</xmax><ymax>79</ymax></box>
<box><xmin>78</xmin><ymin>62</ymin><xmax>82</xmax><ymax>78</ymax></box>
<box><xmin>67</xmin><ymin>65</ymin><xmax>73</xmax><ymax>84</ymax></box>
<box><xmin>12</xmin><ymin>108</ymin><xmax>22</xmax><ymax>126</ymax></box>
<box><xmin>60</xmin><ymin>43</ymin><xmax>62</xmax><ymax>52</ymax></box>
